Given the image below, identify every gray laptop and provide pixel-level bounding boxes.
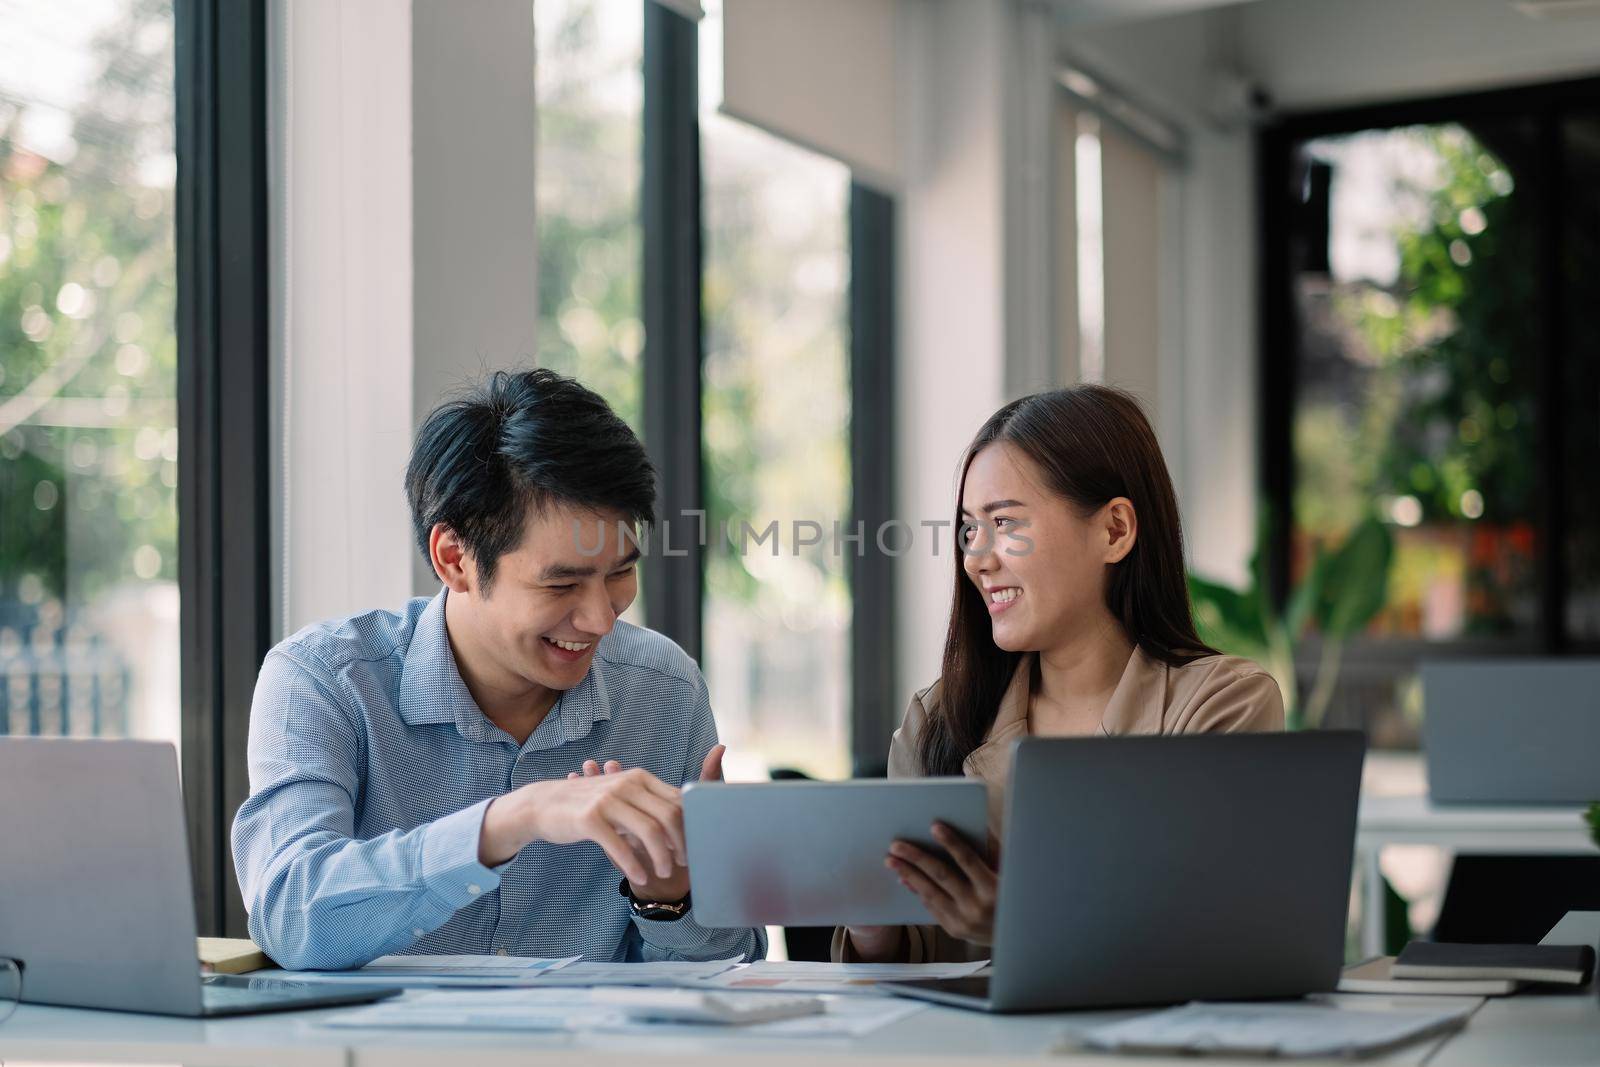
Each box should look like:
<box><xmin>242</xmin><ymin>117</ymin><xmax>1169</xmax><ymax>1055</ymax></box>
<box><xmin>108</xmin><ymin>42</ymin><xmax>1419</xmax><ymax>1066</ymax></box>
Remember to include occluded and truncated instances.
<box><xmin>0</xmin><ymin>737</ymin><xmax>399</xmax><ymax>1017</ymax></box>
<box><xmin>881</xmin><ymin>731</ymin><xmax>1366</xmax><ymax>1013</ymax></box>
<box><xmin>1422</xmin><ymin>659</ymin><xmax>1600</xmax><ymax>804</ymax></box>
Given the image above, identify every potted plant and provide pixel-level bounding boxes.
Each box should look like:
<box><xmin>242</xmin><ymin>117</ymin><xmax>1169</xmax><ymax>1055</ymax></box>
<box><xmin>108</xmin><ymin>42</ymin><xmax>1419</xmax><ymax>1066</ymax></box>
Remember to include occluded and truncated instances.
<box><xmin>1188</xmin><ymin>514</ymin><xmax>1395</xmax><ymax>731</ymax></box>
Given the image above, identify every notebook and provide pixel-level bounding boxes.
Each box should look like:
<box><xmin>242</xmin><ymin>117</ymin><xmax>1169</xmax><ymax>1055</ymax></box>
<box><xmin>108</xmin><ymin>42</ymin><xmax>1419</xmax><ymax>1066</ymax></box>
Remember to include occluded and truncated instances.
<box><xmin>197</xmin><ymin>937</ymin><xmax>270</xmax><ymax>975</ymax></box>
<box><xmin>1338</xmin><ymin>956</ymin><xmax>1518</xmax><ymax>996</ymax></box>
<box><xmin>1393</xmin><ymin>942</ymin><xmax>1595</xmax><ymax>986</ymax></box>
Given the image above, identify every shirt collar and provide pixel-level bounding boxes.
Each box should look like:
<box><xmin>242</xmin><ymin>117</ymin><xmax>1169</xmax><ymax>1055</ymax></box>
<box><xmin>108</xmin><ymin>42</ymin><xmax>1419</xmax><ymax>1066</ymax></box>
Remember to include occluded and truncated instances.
<box><xmin>397</xmin><ymin>590</ymin><xmax>469</xmax><ymax>729</ymax></box>
<box><xmin>550</xmin><ymin>653</ymin><xmax>613</xmax><ymax>747</ymax></box>
<box><xmin>1100</xmin><ymin>646</ymin><xmax>1168</xmax><ymax>735</ymax></box>
<box><xmin>962</xmin><ymin>644</ymin><xmax>1168</xmax><ymax>777</ymax></box>
<box><xmin>397</xmin><ymin>588</ymin><xmax>613</xmax><ymax>748</ymax></box>
<box><xmin>963</xmin><ymin>653</ymin><xmax>1035</xmax><ymax>781</ymax></box>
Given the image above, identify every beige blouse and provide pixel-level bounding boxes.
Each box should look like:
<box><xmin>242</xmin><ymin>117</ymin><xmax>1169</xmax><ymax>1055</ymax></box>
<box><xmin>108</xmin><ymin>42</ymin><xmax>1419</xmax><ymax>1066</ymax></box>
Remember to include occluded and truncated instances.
<box><xmin>832</xmin><ymin>647</ymin><xmax>1285</xmax><ymax>963</ymax></box>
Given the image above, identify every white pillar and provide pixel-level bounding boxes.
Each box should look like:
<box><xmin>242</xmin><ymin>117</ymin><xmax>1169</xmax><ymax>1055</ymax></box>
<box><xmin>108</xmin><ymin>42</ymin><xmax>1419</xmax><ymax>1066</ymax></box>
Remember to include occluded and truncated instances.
<box><xmin>271</xmin><ymin>0</ymin><xmax>417</xmax><ymax>636</ymax></box>
<box><xmin>410</xmin><ymin>0</ymin><xmax>540</xmax><ymax>595</ymax></box>
<box><xmin>894</xmin><ymin>0</ymin><xmax>1013</xmax><ymax>698</ymax></box>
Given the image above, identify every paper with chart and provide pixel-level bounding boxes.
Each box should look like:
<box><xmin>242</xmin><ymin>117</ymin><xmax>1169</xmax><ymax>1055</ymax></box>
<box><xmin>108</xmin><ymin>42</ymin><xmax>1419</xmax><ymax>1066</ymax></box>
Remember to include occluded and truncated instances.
<box><xmin>527</xmin><ymin>957</ymin><xmax>744</xmax><ymax>987</ymax></box>
<box><xmin>598</xmin><ymin>995</ymin><xmax>930</xmax><ymax>1037</ymax></box>
<box><xmin>361</xmin><ymin>953</ymin><xmax>580</xmax><ymax>976</ymax></box>
<box><xmin>696</xmin><ymin>959</ymin><xmax>989</xmax><ymax>994</ymax></box>
<box><xmin>318</xmin><ymin>988</ymin><xmax>927</xmax><ymax>1037</ymax></box>
<box><xmin>319</xmin><ymin>989</ymin><xmax>591</xmax><ymax>1031</ymax></box>
<box><xmin>255</xmin><ymin>953</ymin><xmax>581</xmax><ymax>987</ymax></box>
<box><xmin>1071</xmin><ymin>998</ymin><xmax>1479</xmax><ymax>1057</ymax></box>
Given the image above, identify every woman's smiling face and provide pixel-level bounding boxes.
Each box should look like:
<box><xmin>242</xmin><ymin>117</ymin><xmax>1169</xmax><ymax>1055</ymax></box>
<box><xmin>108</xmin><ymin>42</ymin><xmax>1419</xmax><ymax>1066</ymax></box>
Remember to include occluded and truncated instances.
<box><xmin>959</xmin><ymin>441</ymin><xmax>1134</xmax><ymax>653</ymax></box>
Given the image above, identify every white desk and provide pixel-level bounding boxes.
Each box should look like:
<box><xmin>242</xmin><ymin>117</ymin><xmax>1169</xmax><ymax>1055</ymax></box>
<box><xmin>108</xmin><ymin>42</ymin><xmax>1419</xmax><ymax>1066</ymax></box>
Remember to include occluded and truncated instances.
<box><xmin>0</xmin><ymin>998</ymin><xmax>1448</xmax><ymax>1067</ymax></box>
<box><xmin>10</xmin><ymin>992</ymin><xmax>1583</xmax><ymax>1067</ymax></box>
<box><xmin>0</xmin><ymin>1001</ymin><xmax>348</xmax><ymax>1067</ymax></box>
<box><xmin>1354</xmin><ymin>795</ymin><xmax>1594</xmax><ymax>956</ymax></box>
<box><xmin>1429</xmin><ymin>989</ymin><xmax>1600</xmax><ymax>1067</ymax></box>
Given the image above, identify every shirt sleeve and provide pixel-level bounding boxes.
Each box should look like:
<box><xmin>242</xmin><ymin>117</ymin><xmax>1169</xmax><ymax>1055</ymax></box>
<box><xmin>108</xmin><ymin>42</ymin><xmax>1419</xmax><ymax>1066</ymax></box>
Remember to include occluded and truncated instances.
<box><xmin>630</xmin><ymin>671</ymin><xmax>767</xmax><ymax>963</ymax></box>
<box><xmin>230</xmin><ymin>649</ymin><xmax>505</xmax><ymax>970</ymax></box>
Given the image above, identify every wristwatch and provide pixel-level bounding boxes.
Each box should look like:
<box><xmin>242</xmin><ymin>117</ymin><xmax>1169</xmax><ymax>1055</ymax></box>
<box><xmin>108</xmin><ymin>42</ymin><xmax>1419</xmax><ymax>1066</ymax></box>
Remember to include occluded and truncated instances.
<box><xmin>618</xmin><ymin>877</ymin><xmax>691</xmax><ymax>922</ymax></box>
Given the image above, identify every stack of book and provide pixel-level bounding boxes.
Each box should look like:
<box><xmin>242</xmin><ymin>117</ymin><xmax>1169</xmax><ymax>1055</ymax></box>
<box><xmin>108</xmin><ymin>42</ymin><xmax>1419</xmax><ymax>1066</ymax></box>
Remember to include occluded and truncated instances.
<box><xmin>1339</xmin><ymin>941</ymin><xmax>1596</xmax><ymax>996</ymax></box>
<box><xmin>198</xmin><ymin>937</ymin><xmax>271</xmax><ymax>975</ymax></box>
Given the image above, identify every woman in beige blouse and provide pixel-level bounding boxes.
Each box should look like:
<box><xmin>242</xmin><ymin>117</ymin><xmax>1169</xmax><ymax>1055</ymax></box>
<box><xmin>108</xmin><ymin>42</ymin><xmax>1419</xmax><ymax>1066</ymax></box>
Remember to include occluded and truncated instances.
<box><xmin>836</xmin><ymin>385</ymin><xmax>1283</xmax><ymax>964</ymax></box>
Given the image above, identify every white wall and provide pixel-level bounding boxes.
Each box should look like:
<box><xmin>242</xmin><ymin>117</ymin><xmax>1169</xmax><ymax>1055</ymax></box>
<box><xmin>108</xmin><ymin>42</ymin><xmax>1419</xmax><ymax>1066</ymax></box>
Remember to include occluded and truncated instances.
<box><xmin>1062</xmin><ymin>7</ymin><xmax>1259</xmax><ymax>585</ymax></box>
<box><xmin>1173</xmin><ymin>123</ymin><xmax>1257</xmax><ymax>585</ymax></box>
<box><xmin>1002</xmin><ymin>0</ymin><xmax>1062</xmax><ymax>398</ymax></box>
<box><xmin>411</xmin><ymin>0</ymin><xmax>539</xmax><ymax>594</ymax></box>
<box><xmin>722</xmin><ymin>0</ymin><xmax>902</xmax><ymax>191</ymax></box>
<box><xmin>271</xmin><ymin>0</ymin><xmax>416</xmax><ymax>637</ymax></box>
<box><xmin>1098</xmin><ymin>122</ymin><xmax>1164</xmax><ymax>423</ymax></box>
<box><xmin>270</xmin><ymin>0</ymin><xmax>539</xmax><ymax>636</ymax></box>
<box><xmin>893</xmin><ymin>0</ymin><xmax>1013</xmax><ymax>696</ymax></box>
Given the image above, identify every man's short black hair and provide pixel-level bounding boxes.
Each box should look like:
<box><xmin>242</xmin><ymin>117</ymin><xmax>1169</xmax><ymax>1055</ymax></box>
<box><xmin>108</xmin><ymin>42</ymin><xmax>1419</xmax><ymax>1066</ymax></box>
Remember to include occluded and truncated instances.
<box><xmin>405</xmin><ymin>368</ymin><xmax>655</xmax><ymax>590</ymax></box>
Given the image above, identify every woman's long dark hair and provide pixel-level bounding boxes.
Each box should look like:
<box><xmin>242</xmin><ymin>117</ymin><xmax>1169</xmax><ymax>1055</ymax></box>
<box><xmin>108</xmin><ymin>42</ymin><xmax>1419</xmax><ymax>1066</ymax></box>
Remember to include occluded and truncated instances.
<box><xmin>918</xmin><ymin>385</ymin><xmax>1218</xmax><ymax>775</ymax></box>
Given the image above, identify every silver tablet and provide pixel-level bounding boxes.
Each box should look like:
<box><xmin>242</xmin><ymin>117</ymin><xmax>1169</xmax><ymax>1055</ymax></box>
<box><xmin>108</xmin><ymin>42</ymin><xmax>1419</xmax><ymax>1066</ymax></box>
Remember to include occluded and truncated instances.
<box><xmin>682</xmin><ymin>778</ymin><xmax>990</xmax><ymax>927</ymax></box>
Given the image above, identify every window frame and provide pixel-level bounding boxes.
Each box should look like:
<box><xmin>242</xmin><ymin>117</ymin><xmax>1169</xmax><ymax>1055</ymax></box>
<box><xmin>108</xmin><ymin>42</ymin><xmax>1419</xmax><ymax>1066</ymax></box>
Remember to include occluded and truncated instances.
<box><xmin>641</xmin><ymin>0</ymin><xmax>705</xmax><ymax>664</ymax></box>
<box><xmin>640</xmin><ymin>3</ymin><xmax>899</xmax><ymax>776</ymax></box>
<box><xmin>175</xmin><ymin>0</ymin><xmax>272</xmax><ymax>936</ymax></box>
<box><xmin>1258</xmin><ymin>74</ymin><xmax>1600</xmax><ymax>675</ymax></box>
<box><xmin>847</xmin><ymin>183</ymin><xmax>898</xmax><ymax>775</ymax></box>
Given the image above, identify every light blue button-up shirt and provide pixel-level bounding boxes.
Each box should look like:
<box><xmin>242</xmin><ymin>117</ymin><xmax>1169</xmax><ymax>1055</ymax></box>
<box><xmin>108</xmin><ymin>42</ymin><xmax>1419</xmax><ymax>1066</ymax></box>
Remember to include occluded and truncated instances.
<box><xmin>231</xmin><ymin>590</ymin><xmax>765</xmax><ymax>970</ymax></box>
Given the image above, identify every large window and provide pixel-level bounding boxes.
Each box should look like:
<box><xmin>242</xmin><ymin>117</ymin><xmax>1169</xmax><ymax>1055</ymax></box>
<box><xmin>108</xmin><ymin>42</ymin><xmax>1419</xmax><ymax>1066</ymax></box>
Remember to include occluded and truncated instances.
<box><xmin>1293</xmin><ymin>122</ymin><xmax>1541</xmax><ymax>643</ymax></box>
<box><xmin>1</xmin><ymin>0</ymin><xmax>178</xmax><ymax>747</ymax></box>
<box><xmin>534</xmin><ymin>0</ymin><xmax>644</xmax><ymax>431</ymax></box>
<box><xmin>533</xmin><ymin>0</ymin><xmax>647</xmax><ymax>627</ymax></box>
<box><xmin>699</xmin><ymin>0</ymin><xmax>853</xmax><ymax>780</ymax></box>
<box><xmin>531</xmin><ymin>1</ymin><xmax>879</xmax><ymax>781</ymax></box>
<box><xmin>1264</xmin><ymin>81</ymin><xmax>1600</xmax><ymax>743</ymax></box>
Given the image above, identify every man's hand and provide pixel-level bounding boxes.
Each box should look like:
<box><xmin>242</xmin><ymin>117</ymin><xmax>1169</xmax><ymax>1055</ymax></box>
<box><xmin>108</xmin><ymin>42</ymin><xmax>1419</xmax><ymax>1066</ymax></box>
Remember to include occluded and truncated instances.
<box><xmin>571</xmin><ymin>744</ymin><xmax>725</xmax><ymax>904</ymax></box>
<box><xmin>476</xmin><ymin>764</ymin><xmax>688</xmax><ymax>886</ymax></box>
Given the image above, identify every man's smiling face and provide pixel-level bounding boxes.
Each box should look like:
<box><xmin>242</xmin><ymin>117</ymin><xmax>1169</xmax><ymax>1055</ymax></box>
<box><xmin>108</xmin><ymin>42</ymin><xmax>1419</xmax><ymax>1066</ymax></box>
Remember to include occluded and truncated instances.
<box><xmin>455</xmin><ymin>503</ymin><xmax>641</xmax><ymax>694</ymax></box>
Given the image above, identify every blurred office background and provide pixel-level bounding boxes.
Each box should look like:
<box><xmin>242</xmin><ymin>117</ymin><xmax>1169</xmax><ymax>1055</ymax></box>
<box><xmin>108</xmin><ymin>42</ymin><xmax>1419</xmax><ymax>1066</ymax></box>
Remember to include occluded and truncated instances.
<box><xmin>3</xmin><ymin>0</ymin><xmax>1598</xmax><ymax>940</ymax></box>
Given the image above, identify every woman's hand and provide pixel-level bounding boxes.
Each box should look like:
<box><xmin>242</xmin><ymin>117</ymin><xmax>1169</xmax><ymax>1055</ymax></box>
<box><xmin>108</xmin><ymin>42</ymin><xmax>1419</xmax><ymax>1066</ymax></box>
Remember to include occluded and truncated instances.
<box><xmin>887</xmin><ymin>821</ymin><xmax>999</xmax><ymax>946</ymax></box>
<box><xmin>841</xmin><ymin>924</ymin><xmax>906</xmax><ymax>962</ymax></box>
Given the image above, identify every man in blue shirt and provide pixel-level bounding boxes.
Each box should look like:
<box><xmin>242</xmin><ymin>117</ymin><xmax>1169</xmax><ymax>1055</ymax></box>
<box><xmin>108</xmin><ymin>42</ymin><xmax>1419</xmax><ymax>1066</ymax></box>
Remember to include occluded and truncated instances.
<box><xmin>232</xmin><ymin>370</ymin><xmax>765</xmax><ymax>969</ymax></box>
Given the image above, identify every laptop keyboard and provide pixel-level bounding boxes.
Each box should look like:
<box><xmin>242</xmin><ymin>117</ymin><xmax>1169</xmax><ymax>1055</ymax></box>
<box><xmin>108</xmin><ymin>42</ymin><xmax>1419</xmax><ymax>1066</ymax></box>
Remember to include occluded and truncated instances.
<box><xmin>892</xmin><ymin>976</ymin><xmax>992</xmax><ymax>998</ymax></box>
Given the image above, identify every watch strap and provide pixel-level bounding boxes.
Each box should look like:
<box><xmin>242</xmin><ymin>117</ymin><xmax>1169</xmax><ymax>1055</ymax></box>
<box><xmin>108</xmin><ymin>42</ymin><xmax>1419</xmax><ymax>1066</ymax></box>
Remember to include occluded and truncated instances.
<box><xmin>618</xmin><ymin>877</ymin><xmax>691</xmax><ymax>922</ymax></box>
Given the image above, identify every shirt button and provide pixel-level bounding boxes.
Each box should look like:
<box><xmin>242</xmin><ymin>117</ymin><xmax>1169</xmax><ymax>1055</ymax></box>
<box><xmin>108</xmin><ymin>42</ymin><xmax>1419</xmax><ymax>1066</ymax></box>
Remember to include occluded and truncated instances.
<box><xmin>496</xmin><ymin>948</ymin><xmax>509</xmax><ymax>957</ymax></box>
<box><xmin>412</xmin><ymin>928</ymin><xmax>424</xmax><ymax>938</ymax></box>
<box><xmin>467</xmin><ymin>883</ymin><xmax>482</xmax><ymax>896</ymax></box>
